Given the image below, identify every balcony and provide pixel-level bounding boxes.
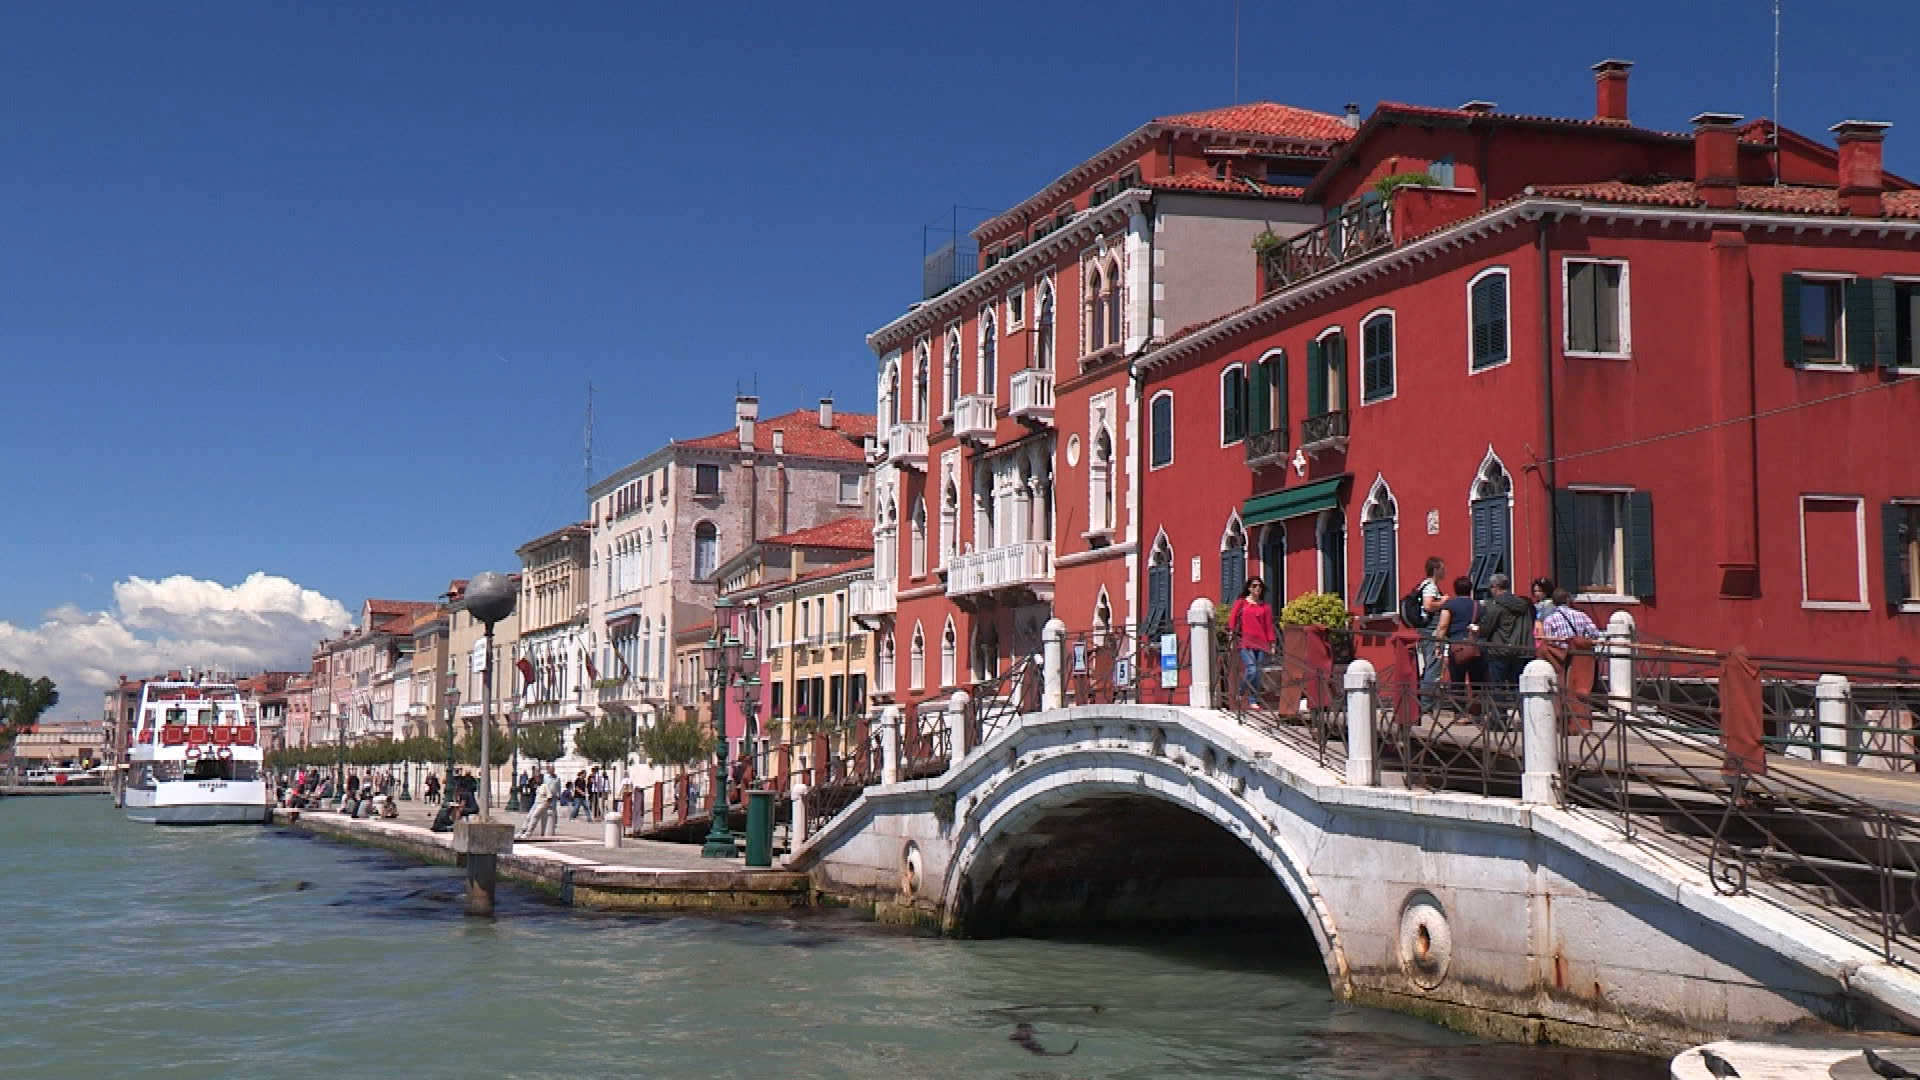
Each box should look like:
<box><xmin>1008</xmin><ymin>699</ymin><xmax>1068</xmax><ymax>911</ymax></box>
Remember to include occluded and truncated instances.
<box><xmin>1008</xmin><ymin>369</ymin><xmax>1055</xmax><ymax>423</ymax></box>
<box><xmin>952</xmin><ymin>394</ymin><xmax>997</xmax><ymax>443</ymax></box>
<box><xmin>1260</xmin><ymin>200</ymin><xmax>1392</xmax><ymax>295</ymax></box>
<box><xmin>1299</xmin><ymin>410</ymin><xmax>1350</xmax><ymax>454</ymax></box>
<box><xmin>886</xmin><ymin>422</ymin><xmax>927</xmax><ymax>469</ymax></box>
<box><xmin>1244</xmin><ymin>427</ymin><xmax>1290</xmax><ymax>468</ymax></box>
<box><xmin>849</xmin><ymin>578</ymin><xmax>895</xmax><ymax>618</ymax></box>
<box><xmin>948</xmin><ymin>540</ymin><xmax>1054</xmax><ymax>600</ymax></box>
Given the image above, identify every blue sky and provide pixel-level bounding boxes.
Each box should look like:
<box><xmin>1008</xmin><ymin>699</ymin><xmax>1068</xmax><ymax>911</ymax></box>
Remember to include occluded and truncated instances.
<box><xmin>3</xmin><ymin>1</ymin><xmax>1915</xmax><ymax>713</ymax></box>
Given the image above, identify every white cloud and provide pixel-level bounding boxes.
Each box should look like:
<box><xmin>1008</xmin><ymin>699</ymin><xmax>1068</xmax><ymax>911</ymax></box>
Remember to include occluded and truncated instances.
<box><xmin>0</xmin><ymin>573</ymin><xmax>352</xmax><ymax>721</ymax></box>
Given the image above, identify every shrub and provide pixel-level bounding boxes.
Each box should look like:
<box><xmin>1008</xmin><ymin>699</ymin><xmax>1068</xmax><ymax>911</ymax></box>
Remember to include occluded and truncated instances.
<box><xmin>1278</xmin><ymin>591</ymin><xmax>1352</xmax><ymax>630</ymax></box>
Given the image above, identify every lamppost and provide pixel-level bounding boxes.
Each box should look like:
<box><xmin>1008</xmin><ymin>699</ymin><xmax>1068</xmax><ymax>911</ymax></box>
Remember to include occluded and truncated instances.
<box><xmin>506</xmin><ymin>680</ymin><xmax>523</xmax><ymax>812</ymax></box>
<box><xmin>700</xmin><ymin>628</ymin><xmax>740</xmax><ymax>858</ymax></box>
<box><xmin>442</xmin><ymin>685</ymin><xmax>460</xmax><ymax>812</ymax></box>
<box><xmin>463</xmin><ymin>571</ymin><xmax>517</xmax><ymax>822</ymax></box>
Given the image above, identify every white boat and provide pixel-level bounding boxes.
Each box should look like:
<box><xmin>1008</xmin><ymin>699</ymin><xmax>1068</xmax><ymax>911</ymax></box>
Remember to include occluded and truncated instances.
<box><xmin>124</xmin><ymin>681</ymin><xmax>271</xmax><ymax>825</ymax></box>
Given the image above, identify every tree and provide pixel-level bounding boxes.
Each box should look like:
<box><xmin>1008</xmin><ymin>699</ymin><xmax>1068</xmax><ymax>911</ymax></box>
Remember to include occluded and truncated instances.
<box><xmin>572</xmin><ymin>715</ymin><xmax>633</xmax><ymax>770</ymax></box>
<box><xmin>638</xmin><ymin>710</ymin><xmax>710</xmax><ymax>768</ymax></box>
<box><xmin>458</xmin><ymin>719</ymin><xmax>512</xmax><ymax>767</ymax></box>
<box><xmin>0</xmin><ymin>670</ymin><xmax>59</xmax><ymax>752</ymax></box>
<box><xmin>515</xmin><ymin>722</ymin><xmax>564</xmax><ymax>764</ymax></box>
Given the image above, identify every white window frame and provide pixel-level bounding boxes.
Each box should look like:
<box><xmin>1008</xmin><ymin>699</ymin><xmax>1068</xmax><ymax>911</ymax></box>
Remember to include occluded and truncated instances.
<box><xmin>1358</xmin><ymin>307</ymin><xmax>1397</xmax><ymax>406</ymax></box>
<box><xmin>1792</xmin><ymin>271</ymin><xmax>1855</xmax><ymax>371</ymax></box>
<box><xmin>1005</xmin><ymin>284</ymin><xmax>1026</xmax><ymax>331</ymax></box>
<box><xmin>908</xmin><ymin>624</ymin><xmax>926</xmax><ymax>691</ymax></box>
<box><xmin>837</xmin><ymin>472</ymin><xmax>861</xmax><ymax>506</ymax></box>
<box><xmin>977</xmin><ymin>306</ymin><xmax>999</xmax><ymax>395</ymax></box>
<box><xmin>1219</xmin><ymin>362</ymin><xmax>1246</xmax><ymax>447</ymax></box>
<box><xmin>1567</xmin><ymin>485</ymin><xmax>1639</xmax><ymax>604</ymax></box>
<box><xmin>1798</xmin><ymin>494</ymin><xmax>1870</xmax><ymax>611</ymax></box>
<box><xmin>941</xmin><ymin>326</ymin><xmax>962</xmax><ymax>419</ymax></box>
<box><xmin>1466</xmin><ymin>266</ymin><xmax>1512</xmax><ymax>374</ymax></box>
<box><xmin>1148</xmin><ymin>390</ymin><xmax>1175</xmax><ymax>471</ymax></box>
<box><xmin>1561</xmin><ymin>257</ymin><xmax>1633</xmax><ymax>360</ymax></box>
<box><xmin>1896</xmin><ymin>499</ymin><xmax>1920</xmax><ymax>613</ymax></box>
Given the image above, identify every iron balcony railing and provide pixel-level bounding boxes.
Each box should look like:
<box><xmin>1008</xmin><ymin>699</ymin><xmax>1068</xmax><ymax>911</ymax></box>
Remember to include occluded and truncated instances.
<box><xmin>947</xmin><ymin>540</ymin><xmax>1053</xmax><ymax>598</ymax></box>
<box><xmin>1261</xmin><ymin>200</ymin><xmax>1393</xmax><ymax>294</ymax></box>
<box><xmin>1008</xmin><ymin>369</ymin><xmax>1055</xmax><ymax>423</ymax></box>
<box><xmin>1300</xmin><ymin>410</ymin><xmax>1349</xmax><ymax>451</ymax></box>
<box><xmin>952</xmin><ymin>394</ymin><xmax>997</xmax><ymax>443</ymax></box>
<box><xmin>1244</xmin><ymin>426</ymin><xmax>1289</xmax><ymax>468</ymax></box>
<box><xmin>885</xmin><ymin>422</ymin><xmax>927</xmax><ymax>469</ymax></box>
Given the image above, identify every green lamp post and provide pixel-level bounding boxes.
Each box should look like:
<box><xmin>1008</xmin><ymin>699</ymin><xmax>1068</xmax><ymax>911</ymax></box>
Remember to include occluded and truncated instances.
<box><xmin>700</xmin><ymin>625</ymin><xmax>739</xmax><ymax>858</ymax></box>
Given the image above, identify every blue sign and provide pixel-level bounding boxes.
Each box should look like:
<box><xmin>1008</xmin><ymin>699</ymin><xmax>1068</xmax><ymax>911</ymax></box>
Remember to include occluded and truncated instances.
<box><xmin>1159</xmin><ymin>633</ymin><xmax>1179</xmax><ymax>689</ymax></box>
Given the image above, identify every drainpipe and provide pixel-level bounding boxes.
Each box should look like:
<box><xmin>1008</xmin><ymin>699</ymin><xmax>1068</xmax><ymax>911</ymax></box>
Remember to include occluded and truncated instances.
<box><xmin>1536</xmin><ymin>216</ymin><xmax>1558</xmax><ymax>523</ymax></box>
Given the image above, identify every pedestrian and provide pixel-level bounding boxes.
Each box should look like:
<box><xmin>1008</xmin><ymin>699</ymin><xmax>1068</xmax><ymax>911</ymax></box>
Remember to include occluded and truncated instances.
<box><xmin>568</xmin><ymin>774</ymin><xmax>588</xmax><ymax>820</ymax></box>
<box><xmin>424</xmin><ymin>772</ymin><xmax>441</xmax><ymax>804</ymax></box>
<box><xmin>1430</xmin><ymin>575</ymin><xmax>1485</xmax><ymax>713</ymax></box>
<box><xmin>1479</xmin><ymin>573</ymin><xmax>1536</xmax><ymax>722</ymax></box>
<box><xmin>1407</xmin><ymin>556</ymin><xmax>1448</xmax><ymax>695</ymax></box>
<box><xmin>1227</xmin><ymin>577</ymin><xmax>1277</xmax><ymax>706</ymax></box>
<box><xmin>1529</xmin><ymin>577</ymin><xmax>1557</xmax><ymax>631</ymax></box>
<box><xmin>590</xmin><ymin>768</ymin><xmax>609</xmax><ymax>818</ymax></box>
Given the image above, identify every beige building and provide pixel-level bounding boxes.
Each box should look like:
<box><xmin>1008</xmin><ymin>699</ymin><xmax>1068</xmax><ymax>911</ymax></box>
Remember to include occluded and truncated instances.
<box><xmin>309</xmin><ymin>599</ymin><xmax>437</xmax><ymax>744</ymax></box>
<box><xmin>515</xmin><ymin>523</ymin><xmax>591</xmax><ymax>774</ymax></box>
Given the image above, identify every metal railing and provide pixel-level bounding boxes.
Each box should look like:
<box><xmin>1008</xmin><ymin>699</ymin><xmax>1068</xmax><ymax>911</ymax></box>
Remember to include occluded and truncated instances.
<box><xmin>1222</xmin><ymin>626</ymin><xmax>1357</xmax><ymax>771</ymax></box>
<box><xmin>1244</xmin><ymin>427</ymin><xmax>1289</xmax><ymax>468</ymax></box>
<box><xmin>1299</xmin><ymin>409</ymin><xmax>1349</xmax><ymax>450</ymax></box>
<box><xmin>1060</xmin><ymin>627</ymin><xmax>1192</xmax><ymax>708</ymax></box>
<box><xmin>1260</xmin><ymin>200</ymin><xmax>1392</xmax><ymax>293</ymax></box>
<box><xmin>968</xmin><ymin>651</ymin><xmax>1044</xmax><ymax>749</ymax></box>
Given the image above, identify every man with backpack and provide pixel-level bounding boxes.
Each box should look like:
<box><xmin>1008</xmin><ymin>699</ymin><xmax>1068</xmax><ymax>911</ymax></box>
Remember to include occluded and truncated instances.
<box><xmin>1400</xmin><ymin>556</ymin><xmax>1449</xmax><ymax>694</ymax></box>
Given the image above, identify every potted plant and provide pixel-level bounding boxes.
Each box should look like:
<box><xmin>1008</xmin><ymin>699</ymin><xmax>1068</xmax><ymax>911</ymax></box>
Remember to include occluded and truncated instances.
<box><xmin>1278</xmin><ymin>591</ymin><xmax>1356</xmax><ymax>666</ymax></box>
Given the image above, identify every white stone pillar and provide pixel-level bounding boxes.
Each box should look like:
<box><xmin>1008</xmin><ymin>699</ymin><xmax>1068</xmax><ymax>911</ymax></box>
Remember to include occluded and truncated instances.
<box><xmin>1042</xmin><ymin>618</ymin><xmax>1067</xmax><ymax>711</ymax></box>
<box><xmin>880</xmin><ymin>704</ymin><xmax>901</xmax><ymax>785</ymax></box>
<box><xmin>789</xmin><ymin>769</ymin><xmax>809</xmax><ymax>845</ymax></box>
<box><xmin>1344</xmin><ymin>659</ymin><xmax>1378</xmax><ymax>786</ymax></box>
<box><xmin>949</xmin><ymin>690</ymin><xmax>973</xmax><ymax>759</ymax></box>
<box><xmin>1606</xmin><ymin>610</ymin><xmax>1636</xmax><ymax>721</ymax></box>
<box><xmin>1816</xmin><ymin>673</ymin><xmax>1852</xmax><ymax>766</ymax></box>
<box><xmin>603</xmin><ymin>809</ymin><xmax>621</xmax><ymax>849</ymax></box>
<box><xmin>1521</xmin><ymin>659</ymin><xmax>1561</xmax><ymax>805</ymax></box>
<box><xmin>1187</xmin><ymin>597</ymin><xmax>1216</xmax><ymax>710</ymax></box>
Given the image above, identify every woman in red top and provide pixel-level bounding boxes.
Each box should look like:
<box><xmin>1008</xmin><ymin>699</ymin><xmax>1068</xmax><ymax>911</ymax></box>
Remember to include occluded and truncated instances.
<box><xmin>1228</xmin><ymin>578</ymin><xmax>1278</xmax><ymax>704</ymax></box>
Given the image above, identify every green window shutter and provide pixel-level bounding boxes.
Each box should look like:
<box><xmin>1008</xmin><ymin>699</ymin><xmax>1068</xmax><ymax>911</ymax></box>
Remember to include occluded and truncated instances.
<box><xmin>1782</xmin><ymin>273</ymin><xmax>1805</xmax><ymax>368</ymax></box>
<box><xmin>1145</xmin><ymin>565</ymin><xmax>1172</xmax><ymax>635</ymax></box>
<box><xmin>1222</xmin><ymin>369</ymin><xmax>1243</xmax><ymax>443</ymax></box>
<box><xmin>1470</xmin><ymin>280</ymin><xmax>1490</xmax><ymax>365</ymax></box>
<box><xmin>1249</xmin><ymin>358</ymin><xmax>1271</xmax><ymax>434</ymax></box>
<box><xmin>1306</xmin><ymin>338</ymin><xmax>1327</xmax><ymax>417</ymax></box>
<box><xmin>1626</xmin><ymin>490</ymin><xmax>1656</xmax><ymax>599</ymax></box>
<box><xmin>1330</xmin><ymin>333</ymin><xmax>1348</xmax><ymax>412</ymax></box>
<box><xmin>1885</xmin><ymin>502</ymin><xmax>1914</xmax><ymax>611</ymax></box>
<box><xmin>1845</xmin><ymin>279</ymin><xmax>1879</xmax><ymax>370</ymax></box>
<box><xmin>1553</xmin><ymin>489</ymin><xmax>1580</xmax><ymax>592</ymax></box>
<box><xmin>1871</xmin><ymin>278</ymin><xmax>1899</xmax><ymax>369</ymax></box>
<box><xmin>1273</xmin><ymin>354</ymin><xmax>1289</xmax><ymax>435</ymax></box>
<box><xmin>1221</xmin><ymin>547</ymin><xmax>1246</xmax><ymax>602</ymax></box>
<box><xmin>1569</xmin><ymin>263</ymin><xmax>1596</xmax><ymax>352</ymax></box>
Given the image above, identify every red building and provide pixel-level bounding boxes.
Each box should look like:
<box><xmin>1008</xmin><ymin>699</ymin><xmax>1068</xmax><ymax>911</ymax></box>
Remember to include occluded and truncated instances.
<box><xmin>1137</xmin><ymin>61</ymin><xmax>1920</xmax><ymax>664</ymax></box>
<box><xmin>863</xmin><ymin>102</ymin><xmax>1359</xmax><ymax>720</ymax></box>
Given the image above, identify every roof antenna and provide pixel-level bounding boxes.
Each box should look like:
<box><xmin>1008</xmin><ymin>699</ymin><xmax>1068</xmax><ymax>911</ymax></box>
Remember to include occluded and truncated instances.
<box><xmin>1771</xmin><ymin>0</ymin><xmax>1783</xmax><ymax>184</ymax></box>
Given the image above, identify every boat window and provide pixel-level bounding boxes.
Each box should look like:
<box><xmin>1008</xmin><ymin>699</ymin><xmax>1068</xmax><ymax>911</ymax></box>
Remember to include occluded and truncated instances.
<box><xmin>165</xmin><ymin>708</ymin><xmax>187</xmax><ymax>726</ymax></box>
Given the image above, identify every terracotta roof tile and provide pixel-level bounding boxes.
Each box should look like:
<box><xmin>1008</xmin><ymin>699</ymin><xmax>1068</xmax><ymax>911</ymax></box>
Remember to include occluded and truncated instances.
<box><xmin>786</xmin><ymin>555</ymin><xmax>876</xmax><ymax>589</ymax></box>
<box><xmin>1374</xmin><ymin>101</ymin><xmax>1688</xmax><ymax>139</ymax></box>
<box><xmin>677</xmin><ymin>407</ymin><xmax>877</xmax><ymax>461</ymax></box>
<box><xmin>1145</xmin><ymin>171</ymin><xmax>1307</xmax><ymax>199</ymax></box>
<box><xmin>1155</xmin><ymin>103</ymin><xmax>1355</xmax><ymax>143</ymax></box>
<box><xmin>1534</xmin><ymin>180</ymin><xmax>1920</xmax><ymax>218</ymax></box>
<box><xmin>760</xmin><ymin>515</ymin><xmax>874</xmax><ymax>550</ymax></box>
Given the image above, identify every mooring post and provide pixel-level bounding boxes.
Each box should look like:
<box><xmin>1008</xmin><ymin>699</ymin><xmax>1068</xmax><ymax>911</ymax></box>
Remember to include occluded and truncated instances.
<box><xmin>603</xmin><ymin>809</ymin><xmax>621</xmax><ymax>850</ymax></box>
<box><xmin>1344</xmin><ymin>659</ymin><xmax>1378</xmax><ymax>786</ymax></box>
<box><xmin>1187</xmin><ymin>597</ymin><xmax>1216</xmax><ymax>709</ymax></box>
<box><xmin>949</xmin><ymin>690</ymin><xmax>973</xmax><ymax>759</ymax></box>
<box><xmin>1605</xmin><ymin>610</ymin><xmax>1636</xmax><ymax>721</ymax></box>
<box><xmin>1816</xmin><ymin>673</ymin><xmax>1852</xmax><ymax>766</ymax></box>
<box><xmin>1520</xmin><ymin>659</ymin><xmax>1561</xmax><ymax>805</ymax></box>
<box><xmin>451</xmin><ymin>819</ymin><xmax>515</xmax><ymax>917</ymax></box>
<box><xmin>880</xmin><ymin>705</ymin><xmax>901</xmax><ymax>785</ymax></box>
<box><xmin>1042</xmin><ymin>618</ymin><xmax>1067</xmax><ymax>711</ymax></box>
<box><xmin>790</xmin><ymin>769</ymin><xmax>809</xmax><ymax>846</ymax></box>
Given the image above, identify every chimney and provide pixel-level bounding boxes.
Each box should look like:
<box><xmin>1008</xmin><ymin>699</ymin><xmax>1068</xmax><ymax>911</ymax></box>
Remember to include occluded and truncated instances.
<box><xmin>1459</xmin><ymin>100</ymin><xmax>1497</xmax><ymax>116</ymax></box>
<box><xmin>1592</xmin><ymin>59</ymin><xmax>1633</xmax><ymax>124</ymax></box>
<box><xmin>1691</xmin><ymin>112</ymin><xmax>1744</xmax><ymax>208</ymax></box>
<box><xmin>735</xmin><ymin>394</ymin><xmax>758</xmax><ymax>451</ymax></box>
<box><xmin>1831</xmin><ymin>120</ymin><xmax>1891</xmax><ymax>216</ymax></box>
<box><xmin>818</xmin><ymin>396</ymin><xmax>835</xmax><ymax>429</ymax></box>
<box><xmin>1343</xmin><ymin>103</ymin><xmax>1361</xmax><ymax>130</ymax></box>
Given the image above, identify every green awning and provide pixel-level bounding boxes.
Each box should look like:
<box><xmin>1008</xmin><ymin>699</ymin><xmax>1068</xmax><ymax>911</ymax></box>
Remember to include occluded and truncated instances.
<box><xmin>1242</xmin><ymin>475</ymin><xmax>1348</xmax><ymax>526</ymax></box>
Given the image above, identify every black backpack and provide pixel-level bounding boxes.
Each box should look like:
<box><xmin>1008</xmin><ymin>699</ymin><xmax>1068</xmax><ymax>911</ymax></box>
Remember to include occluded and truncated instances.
<box><xmin>1399</xmin><ymin>585</ymin><xmax>1431</xmax><ymax>628</ymax></box>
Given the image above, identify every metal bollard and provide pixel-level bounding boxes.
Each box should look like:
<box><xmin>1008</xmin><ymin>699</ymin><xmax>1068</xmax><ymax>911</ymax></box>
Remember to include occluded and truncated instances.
<box><xmin>745</xmin><ymin>790</ymin><xmax>774</xmax><ymax>867</ymax></box>
<box><xmin>603</xmin><ymin>809</ymin><xmax>621</xmax><ymax>850</ymax></box>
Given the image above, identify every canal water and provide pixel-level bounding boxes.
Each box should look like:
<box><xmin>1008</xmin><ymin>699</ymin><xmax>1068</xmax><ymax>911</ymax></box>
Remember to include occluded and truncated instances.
<box><xmin>0</xmin><ymin>797</ymin><xmax>1664</xmax><ymax>1079</ymax></box>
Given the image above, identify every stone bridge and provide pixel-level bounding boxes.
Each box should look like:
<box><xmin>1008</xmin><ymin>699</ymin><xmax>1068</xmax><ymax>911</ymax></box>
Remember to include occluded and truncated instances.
<box><xmin>787</xmin><ymin>608</ymin><xmax>1920</xmax><ymax>1054</ymax></box>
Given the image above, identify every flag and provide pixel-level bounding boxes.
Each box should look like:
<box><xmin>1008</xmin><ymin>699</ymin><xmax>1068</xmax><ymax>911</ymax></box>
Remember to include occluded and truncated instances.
<box><xmin>583</xmin><ymin>648</ymin><xmax>599</xmax><ymax>682</ymax></box>
<box><xmin>515</xmin><ymin>657</ymin><xmax>536</xmax><ymax>686</ymax></box>
<box><xmin>615</xmin><ymin>645</ymin><xmax>632</xmax><ymax>681</ymax></box>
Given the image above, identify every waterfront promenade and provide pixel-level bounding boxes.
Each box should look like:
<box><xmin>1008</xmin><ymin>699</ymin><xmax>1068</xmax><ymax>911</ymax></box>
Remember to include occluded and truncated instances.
<box><xmin>275</xmin><ymin>797</ymin><xmax>809</xmax><ymax>912</ymax></box>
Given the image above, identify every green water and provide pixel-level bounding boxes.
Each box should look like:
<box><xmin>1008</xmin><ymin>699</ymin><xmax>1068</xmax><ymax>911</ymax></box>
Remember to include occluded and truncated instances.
<box><xmin>0</xmin><ymin>797</ymin><xmax>1664</xmax><ymax>1079</ymax></box>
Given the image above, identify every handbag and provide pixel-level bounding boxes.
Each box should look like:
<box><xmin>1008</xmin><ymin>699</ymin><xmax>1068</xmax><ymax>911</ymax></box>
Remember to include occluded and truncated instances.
<box><xmin>1449</xmin><ymin>639</ymin><xmax>1481</xmax><ymax>664</ymax></box>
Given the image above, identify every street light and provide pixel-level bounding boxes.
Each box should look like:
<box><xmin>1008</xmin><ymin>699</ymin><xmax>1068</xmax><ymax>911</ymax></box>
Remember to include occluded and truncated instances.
<box><xmin>700</xmin><ymin>628</ymin><xmax>740</xmax><ymax>858</ymax></box>
<box><xmin>463</xmin><ymin>571</ymin><xmax>517</xmax><ymax>822</ymax></box>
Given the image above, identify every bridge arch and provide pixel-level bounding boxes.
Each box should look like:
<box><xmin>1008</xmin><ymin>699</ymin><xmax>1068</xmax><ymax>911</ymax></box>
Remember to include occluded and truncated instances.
<box><xmin>939</xmin><ymin>731</ymin><xmax>1350</xmax><ymax>989</ymax></box>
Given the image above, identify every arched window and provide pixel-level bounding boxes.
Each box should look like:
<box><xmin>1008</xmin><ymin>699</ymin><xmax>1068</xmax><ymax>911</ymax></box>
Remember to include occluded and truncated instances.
<box><xmin>1318</xmin><ymin>510</ymin><xmax>1347</xmax><ymax>600</ymax></box>
<box><xmin>1260</xmin><ymin>524</ymin><xmax>1286</xmax><ymax>602</ymax></box>
<box><xmin>881</xmin><ymin>359</ymin><xmax>901</xmax><ymax>429</ymax></box>
<box><xmin>1035</xmin><ymin>281</ymin><xmax>1056</xmax><ymax>370</ymax></box>
<box><xmin>1468</xmin><ymin>267</ymin><xmax>1510</xmax><ymax>371</ymax></box>
<box><xmin>939</xmin><ymin>475</ymin><xmax>959</xmax><ymax>568</ymax></box>
<box><xmin>1145</xmin><ymin>531</ymin><xmax>1174</xmax><ymax>635</ymax></box>
<box><xmin>978</xmin><ymin>309</ymin><xmax>998</xmax><ymax>394</ymax></box>
<box><xmin>1468</xmin><ymin>449</ymin><xmax>1514</xmax><ymax>595</ymax></box>
<box><xmin>913</xmin><ymin>341</ymin><xmax>930</xmax><ymax>422</ymax></box>
<box><xmin>1093</xmin><ymin>588</ymin><xmax>1113</xmax><ymax>643</ymax></box>
<box><xmin>1149</xmin><ymin>391</ymin><xmax>1174</xmax><ymax>469</ymax></box>
<box><xmin>1220</xmin><ymin>363</ymin><xmax>1248</xmax><ymax>444</ymax></box>
<box><xmin>1308</xmin><ymin>327</ymin><xmax>1348</xmax><ymax>420</ymax></box>
<box><xmin>1089</xmin><ymin>423</ymin><xmax>1116</xmax><ymax>533</ymax></box>
<box><xmin>693</xmin><ymin>521</ymin><xmax>718</xmax><ymax>581</ymax></box>
<box><xmin>909</xmin><ymin>624</ymin><xmax>926</xmax><ymax>691</ymax></box>
<box><xmin>944</xmin><ymin>329</ymin><xmax>961</xmax><ymax>416</ymax></box>
<box><xmin>1221</xmin><ymin>516</ymin><xmax>1247</xmax><ymax>600</ymax></box>
<box><xmin>878</xmin><ymin>632</ymin><xmax>897</xmax><ymax>693</ymax></box>
<box><xmin>1104</xmin><ymin>258</ymin><xmax>1122</xmax><ymax>347</ymax></box>
<box><xmin>1085</xmin><ymin>265</ymin><xmax>1106</xmax><ymax>352</ymax></box>
<box><xmin>1360</xmin><ymin>310</ymin><xmax>1395</xmax><ymax>404</ymax></box>
<box><xmin>940</xmin><ymin>618</ymin><xmax>957</xmax><ymax>687</ymax></box>
<box><xmin>1358</xmin><ymin>477</ymin><xmax>1398</xmax><ymax>615</ymax></box>
<box><xmin>910</xmin><ymin>498</ymin><xmax>928</xmax><ymax>578</ymax></box>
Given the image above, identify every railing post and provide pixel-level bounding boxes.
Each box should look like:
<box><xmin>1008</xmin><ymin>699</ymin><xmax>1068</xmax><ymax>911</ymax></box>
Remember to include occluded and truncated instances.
<box><xmin>879</xmin><ymin>705</ymin><xmax>901</xmax><ymax>785</ymax></box>
<box><xmin>1606</xmin><ymin>610</ymin><xmax>1636</xmax><ymax>720</ymax></box>
<box><xmin>1816</xmin><ymin>673</ymin><xmax>1852</xmax><ymax>766</ymax></box>
<box><xmin>1521</xmin><ymin>659</ymin><xmax>1561</xmax><ymax>806</ymax></box>
<box><xmin>1187</xmin><ymin>597</ymin><xmax>1216</xmax><ymax>709</ymax></box>
<box><xmin>1042</xmin><ymin>618</ymin><xmax>1067</xmax><ymax>711</ymax></box>
<box><xmin>949</xmin><ymin>690</ymin><xmax>973</xmax><ymax>759</ymax></box>
<box><xmin>790</xmin><ymin>768</ymin><xmax>809</xmax><ymax>845</ymax></box>
<box><xmin>1344</xmin><ymin>659</ymin><xmax>1378</xmax><ymax>786</ymax></box>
